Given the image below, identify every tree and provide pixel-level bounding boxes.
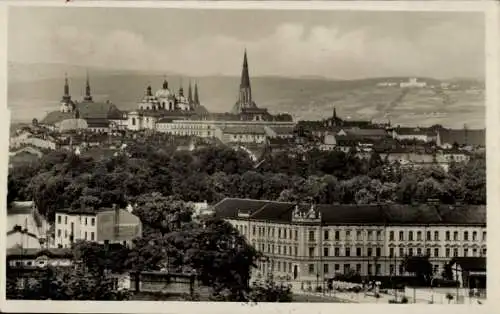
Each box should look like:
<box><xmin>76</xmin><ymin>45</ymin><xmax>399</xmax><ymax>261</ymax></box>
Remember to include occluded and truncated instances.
<box><xmin>401</xmin><ymin>255</ymin><xmax>433</xmax><ymax>285</ymax></box>
<box><xmin>248</xmin><ymin>276</ymin><xmax>293</xmax><ymax>302</ymax></box>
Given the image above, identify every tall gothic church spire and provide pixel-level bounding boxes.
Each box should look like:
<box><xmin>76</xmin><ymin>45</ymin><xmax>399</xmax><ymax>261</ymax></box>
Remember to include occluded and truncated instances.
<box><xmin>83</xmin><ymin>71</ymin><xmax>93</xmax><ymax>102</ymax></box>
<box><xmin>188</xmin><ymin>80</ymin><xmax>193</xmax><ymax>104</ymax></box>
<box><xmin>62</xmin><ymin>73</ymin><xmax>71</xmax><ymax>103</ymax></box>
<box><xmin>233</xmin><ymin>49</ymin><xmax>253</xmax><ymax>113</ymax></box>
<box><xmin>194</xmin><ymin>81</ymin><xmax>200</xmax><ymax>105</ymax></box>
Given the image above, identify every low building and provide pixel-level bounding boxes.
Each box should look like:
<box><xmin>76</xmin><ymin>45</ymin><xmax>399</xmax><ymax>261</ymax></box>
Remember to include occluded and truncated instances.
<box><xmin>391</xmin><ymin>127</ymin><xmax>436</xmax><ymax>143</ymax></box>
<box><xmin>214</xmin><ymin>198</ymin><xmax>486</xmax><ymax>286</ymax></box>
<box><xmin>400</xmin><ymin>78</ymin><xmax>427</xmax><ymax>88</ymax></box>
<box><xmin>7</xmin><ymin>201</ymin><xmax>51</xmax><ymax>249</ymax></box>
<box><xmin>54</xmin><ymin>205</ymin><xmax>142</xmax><ymax>248</ymax></box>
<box><xmin>449</xmin><ymin>257</ymin><xmax>486</xmax><ymax>289</ymax></box>
<box><xmin>215</xmin><ymin>125</ymin><xmax>267</xmax><ymax>144</ymax></box>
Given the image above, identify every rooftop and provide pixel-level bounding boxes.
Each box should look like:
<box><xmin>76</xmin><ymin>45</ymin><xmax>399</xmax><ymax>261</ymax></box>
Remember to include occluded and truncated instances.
<box><xmin>214</xmin><ymin>198</ymin><xmax>485</xmax><ymax>226</ymax></box>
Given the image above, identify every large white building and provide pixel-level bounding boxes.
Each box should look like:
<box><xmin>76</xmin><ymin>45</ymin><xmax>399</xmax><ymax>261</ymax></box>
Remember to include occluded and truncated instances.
<box><xmin>54</xmin><ymin>205</ymin><xmax>142</xmax><ymax>248</ymax></box>
<box><xmin>214</xmin><ymin>198</ymin><xmax>486</xmax><ymax>285</ymax></box>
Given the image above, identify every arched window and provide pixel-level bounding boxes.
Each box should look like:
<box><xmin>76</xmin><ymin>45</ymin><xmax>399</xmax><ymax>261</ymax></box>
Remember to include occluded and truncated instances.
<box><xmin>132</xmin><ymin>117</ymin><xmax>136</xmax><ymax>126</ymax></box>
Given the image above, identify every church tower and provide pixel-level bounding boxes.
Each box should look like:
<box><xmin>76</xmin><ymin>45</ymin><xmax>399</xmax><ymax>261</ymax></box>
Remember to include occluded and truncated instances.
<box><xmin>188</xmin><ymin>80</ymin><xmax>193</xmax><ymax>104</ymax></box>
<box><xmin>194</xmin><ymin>81</ymin><xmax>200</xmax><ymax>106</ymax></box>
<box><xmin>62</xmin><ymin>73</ymin><xmax>72</xmax><ymax>103</ymax></box>
<box><xmin>239</xmin><ymin>49</ymin><xmax>252</xmax><ymax>108</ymax></box>
<box><xmin>83</xmin><ymin>71</ymin><xmax>93</xmax><ymax>102</ymax></box>
<box><xmin>232</xmin><ymin>49</ymin><xmax>256</xmax><ymax>114</ymax></box>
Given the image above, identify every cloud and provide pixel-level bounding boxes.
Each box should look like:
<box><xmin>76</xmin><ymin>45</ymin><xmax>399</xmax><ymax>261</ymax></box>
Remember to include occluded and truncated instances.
<box><xmin>9</xmin><ymin>18</ymin><xmax>484</xmax><ymax>79</ymax></box>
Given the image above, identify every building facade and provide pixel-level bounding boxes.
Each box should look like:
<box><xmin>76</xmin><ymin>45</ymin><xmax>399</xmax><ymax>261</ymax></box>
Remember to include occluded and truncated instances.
<box><xmin>214</xmin><ymin>198</ymin><xmax>486</xmax><ymax>286</ymax></box>
<box><xmin>54</xmin><ymin>206</ymin><xmax>142</xmax><ymax>248</ymax></box>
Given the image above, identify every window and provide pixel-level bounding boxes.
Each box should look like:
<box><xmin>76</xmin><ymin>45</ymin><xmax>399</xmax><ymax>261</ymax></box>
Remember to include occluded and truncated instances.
<box><xmin>434</xmin><ymin>231</ymin><xmax>439</xmax><ymax>241</ymax></box>
<box><xmin>367</xmin><ymin>248</ymin><xmax>373</xmax><ymax>256</ymax></box>
<box><xmin>289</xmin><ymin>229</ymin><xmax>292</xmax><ymax>239</ymax></box>
<box><xmin>446</xmin><ymin>231</ymin><xmax>450</xmax><ymax>241</ymax></box>
<box><xmin>309</xmin><ymin>247</ymin><xmax>315</xmax><ymax>257</ymax></box>
<box><xmin>434</xmin><ymin>248</ymin><xmax>439</xmax><ymax>257</ymax></box>
<box><xmin>323</xmin><ymin>247</ymin><xmax>329</xmax><ymax>257</ymax></box>
<box><xmin>334</xmin><ymin>247</ymin><xmax>340</xmax><ymax>257</ymax></box>
<box><xmin>57</xmin><ymin>229</ymin><xmax>61</xmax><ymax>237</ymax></box>
<box><xmin>345</xmin><ymin>247</ymin><xmax>351</xmax><ymax>257</ymax></box>
<box><xmin>399</xmin><ymin>265</ymin><xmax>404</xmax><ymax>275</ymax></box>
<box><xmin>389</xmin><ymin>231</ymin><xmax>395</xmax><ymax>241</ymax></box>
<box><xmin>335</xmin><ymin>231</ymin><xmax>340</xmax><ymax>241</ymax></box>
<box><xmin>464</xmin><ymin>231</ymin><xmax>469</xmax><ymax>241</ymax></box>
<box><xmin>408</xmin><ymin>248</ymin><xmax>413</xmax><ymax>256</ymax></box>
<box><xmin>324</xmin><ymin>230</ymin><xmax>329</xmax><ymax>241</ymax></box>
<box><xmin>334</xmin><ymin>264</ymin><xmax>340</xmax><ymax>271</ymax></box>
<box><xmin>284</xmin><ymin>246</ymin><xmax>287</xmax><ymax>255</ymax></box>
<box><xmin>368</xmin><ymin>264</ymin><xmax>373</xmax><ymax>275</ymax></box>
<box><xmin>417</xmin><ymin>231</ymin><xmax>422</xmax><ymax>241</ymax></box>
<box><xmin>376</xmin><ymin>231</ymin><xmax>382</xmax><ymax>241</ymax></box>
<box><xmin>65</xmin><ymin>216</ymin><xmax>68</xmax><ymax>225</ymax></box>
<box><xmin>357</xmin><ymin>231</ymin><xmax>362</xmax><ymax>241</ymax></box>
<box><xmin>453</xmin><ymin>231</ymin><xmax>459</xmax><ymax>241</ymax></box>
<box><xmin>473</xmin><ymin>248</ymin><xmax>477</xmax><ymax>256</ymax></box>
<box><xmin>57</xmin><ymin>215</ymin><xmax>61</xmax><ymax>224</ymax></box>
<box><xmin>308</xmin><ymin>264</ymin><xmax>315</xmax><ymax>274</ymax></box>
<box><xmin>346</xmin><ymin>231</ymin><xmax>351</xmax><ymax>240</ymax></box>
<box><xmin>390</xmin><ymin>264</ymin><xmax>395</xmax><ymax>275</ymax></box>
<box><xmin>399</xmin><ymin>231</ymin><xmax>404</xmax><ymax>241</ymax></box>
<box><xmin>376</xmin><ymin>247</ymin><xmax>381</xmax><ymax>257</ymax></box>
<box><xmin>85</xmin><ymin>217</ymin><xmax>88</xmax><ymax>226</ymax></box>
<box><xmin>367</xmin><ymin>231</ymin><xmax>372</xmax><ymax>241</ymax></box>
<box><xmin>445</xmin><ymin>248</ymin><xmax>450</xmax><ymax>257</ymax></box>
<box><xmin>295</xmin><ymin>246</ymin><xmax>298</xmax><ymax>256</ymax></box>
<box><xmin>426</xmin><ymin>248</ymin><xmax>431</xmax><ymax>256</ymax></box>
<box><xmin>295</xmin><ymin>230</ymin><xmax>298</xmax><ymax>240</ymax></box>
<box><xmin>91</xmin><ymin>232</ymin><xmax>95</xmax><ymax>241</ymax></box>
<box><xmin>482</xmin><ymin>231</ymin><xmax>486</xmax><ymax>241</ymax></box>
<box><xmin>376</xmin><ymin>264</ymin><xmax>381</xmax><ymax>275</ymax></box>
<box><xmin>84</xmin><ymin>232</ymin><xmax>87</xmax><ymax>240</ymax></box>
<box><xmin>482</xmin><ymin>248</ymin><xmax>487</xmax><ymax>256</ymax></box>
<box><xmin>344</xmin><ymin>264</ymin><xmax>351</xmax><ymax>273</ymax></box>
<box><xmin>356</xmin><ymin>247</ymin><xmax>362</xmax><ymax>257</ymax></box>
<box><xmin>309</xmin><ymin>230</ymin><xmax>315</xmax><ymax>242</ymax></box>
<box><xmin>426</xmin><ymin>231</ymin><xmax>431</xmax><ymax>241</ymax></box>
<box><xmin>91</xmin><ymin>218</ymin><xmax>95</xmax><ymax>226</ymax></box>
<box><xmin>278</xmin><ymin>228</ymin><xmax>282</xmax><ymax>238</ymax></box>
<box><xmin>389</xmin><ymin>248</ymin><xmax>394</xmax><ymax>257</ymax></box>
<box><xmin>399</xmin><ymin>248</ymin><xmax>404</xmax><ymax>257</ymax></box>
<box><xmin>64</xmin><ymin>230</ymin><xmax>68</xmax><ymax>238</ymax></box>
<box><xmin>323</xmin><ymin>264</ymin><xmax>329</xmax><ymax>274</ymax></box>
<box><xmin>409</xmin><ymin>231</ymin><xmax>414</xmax><ymax>241</ymax></box>
<box><xmin>453</xmin><ymin>248</ymin><xmax>458</xmax><ymax>257</ymax></box>
<box><xmin>417</xmin><ymin>248</ymin><xmax>422</xmax><ymax>256</ymax></box>
<box><xmin>464</xmin><ymin>248</ymin><xmax>468</xmax><ymax>257</ymax></box>
<box><xmin>252</xmin><ymin>226</ymin><xmax>256</xmax><ymax>236</ymax></box>
<box><xmin>356</xmin><ymin>264</ymin><xmax>362</xmax><ymax>273</ymax></box>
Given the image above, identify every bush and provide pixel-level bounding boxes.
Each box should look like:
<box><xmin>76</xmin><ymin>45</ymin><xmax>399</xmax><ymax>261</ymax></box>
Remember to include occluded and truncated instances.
<box><xmin>401</xmin><ymin>296</ymin><xmax>408</xmax><ymax>303</ymax></box>
<box><xmin>315</xmin><ymin>286</ymin><xmax>322</xmax><ymax>293</ymax></box>
<box><xmin>388</xmin><ymin>299</ymin><xmax>398</xmax><ymax>304</ymax></box>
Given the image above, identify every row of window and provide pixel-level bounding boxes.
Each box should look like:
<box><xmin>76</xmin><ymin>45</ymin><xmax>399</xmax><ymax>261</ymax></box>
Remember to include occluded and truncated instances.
<box><xmin>253</xmin><ymin>226</ymin><xmax>300</xmax><ymax>241</ymax></box>
<box><xmin>56</xmin><ymin>215</ymin><xmax>95</xmax><ymax>227</ymax></box>
<box><xmin>256</xmin><ymin>242</ymin><xmax>299</xmax><ymax>256</ymax></box>
<box><xmin>250</xmin><ymin>226</ymin><xmax>486</xmax><ymax>243</ymax></box>
<box><xmin>389</xmin><ymin>230</ymin><xmax>486</xmax><ymax>242</ymax></box>
<box><xmin>57</xmin><ymin>229</ymin><xmax>95</xmax><ymax>241</ymax></box>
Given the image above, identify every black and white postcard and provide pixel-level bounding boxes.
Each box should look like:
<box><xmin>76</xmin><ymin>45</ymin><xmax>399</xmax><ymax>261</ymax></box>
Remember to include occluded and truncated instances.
<box><xmin>0</xmin><ymin>1</ymin><xmax>498</xmax><ymax>313</ymax></box>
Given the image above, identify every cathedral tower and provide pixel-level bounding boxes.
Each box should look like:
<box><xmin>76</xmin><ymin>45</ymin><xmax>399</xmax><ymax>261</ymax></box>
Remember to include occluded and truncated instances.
<box><xmin>62</xmin><ymin>73</ymin><xmax>72</xmax><ymax>103</ymax></box>
<box><xmin>83</xmin><ymin>71</ymin><xmax>93</xmax><ymax>102</ymax></box>
<box><xmin>194</xmin><ymin>81</ymin><xmax>200</xmax><ymax>106</ymax></box>
<box><xmin>188</xmin><ymin>80</ymin><xmax>193</xmax><ymax>104</ymax></box>
<box><xmin>239</xmin><ymin>49</ymin><xmax>252</xmax><ymax>107</ymax></box>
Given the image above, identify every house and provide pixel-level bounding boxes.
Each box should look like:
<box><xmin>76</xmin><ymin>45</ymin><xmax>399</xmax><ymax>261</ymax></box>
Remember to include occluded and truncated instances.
<box><xmin>264</xmin><ymin>126</ymin><xmax>295</xmax><ymax>139</ymax></box>
<box><xmin>344</xmin><ymin>127</ymin><xmax>389</xmax><ymax>140</ymax></box>
<box><xmin>215</xmin><ymin>125</ymin><xmax>267</xmax><ymax>144</ymax></box>
<box><xmin>7</xmin><ymin>247</ymin><xmax>74</xmax><ymax>270</ymax></box>
<box><xmin>7</xmin><ymin>201</ymin><xmax>51</xmax><ymax>249</ymax></box>
<box><xmin>54</xmin><ymin>205</ymin><xmax>142</xmax><ymax>248</ymax></box>
<box><xmin>449</xmin><ymin>257</ymin><xmax>486</xmax><ymax>289</ymax></box>
<box><xmin>391</xmin><ymin>127</ymin><xmax>436</xmax><ymax>143</ymax></box>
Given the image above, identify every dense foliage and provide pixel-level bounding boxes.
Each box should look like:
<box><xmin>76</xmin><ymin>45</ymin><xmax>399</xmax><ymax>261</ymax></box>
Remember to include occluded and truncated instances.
<box><xmin>8</xmin><ymin>143</ymin><xmax>485</xmax><ymax>222</ymax></box>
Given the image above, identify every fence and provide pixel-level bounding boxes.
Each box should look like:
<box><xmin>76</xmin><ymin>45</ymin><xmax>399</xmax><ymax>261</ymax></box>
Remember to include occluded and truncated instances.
<box><xmin>403</xmin><ymin>287</ymin><xmax>486</xmax><ymax>304</ymax></box>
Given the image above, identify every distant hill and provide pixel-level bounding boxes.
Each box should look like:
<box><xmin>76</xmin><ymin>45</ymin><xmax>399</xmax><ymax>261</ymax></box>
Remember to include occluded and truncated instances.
<box><xmin>7</xmin><ymin>62</ymin><xmax>485</xmax><ymax>128</ymax></box>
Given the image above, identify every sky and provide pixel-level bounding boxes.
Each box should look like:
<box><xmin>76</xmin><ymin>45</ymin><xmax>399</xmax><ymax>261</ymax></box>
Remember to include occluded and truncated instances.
<box><xmin>8</xmin><ymin>7</ymin><xmax>485</xmax><ymax>80</ymax></box>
